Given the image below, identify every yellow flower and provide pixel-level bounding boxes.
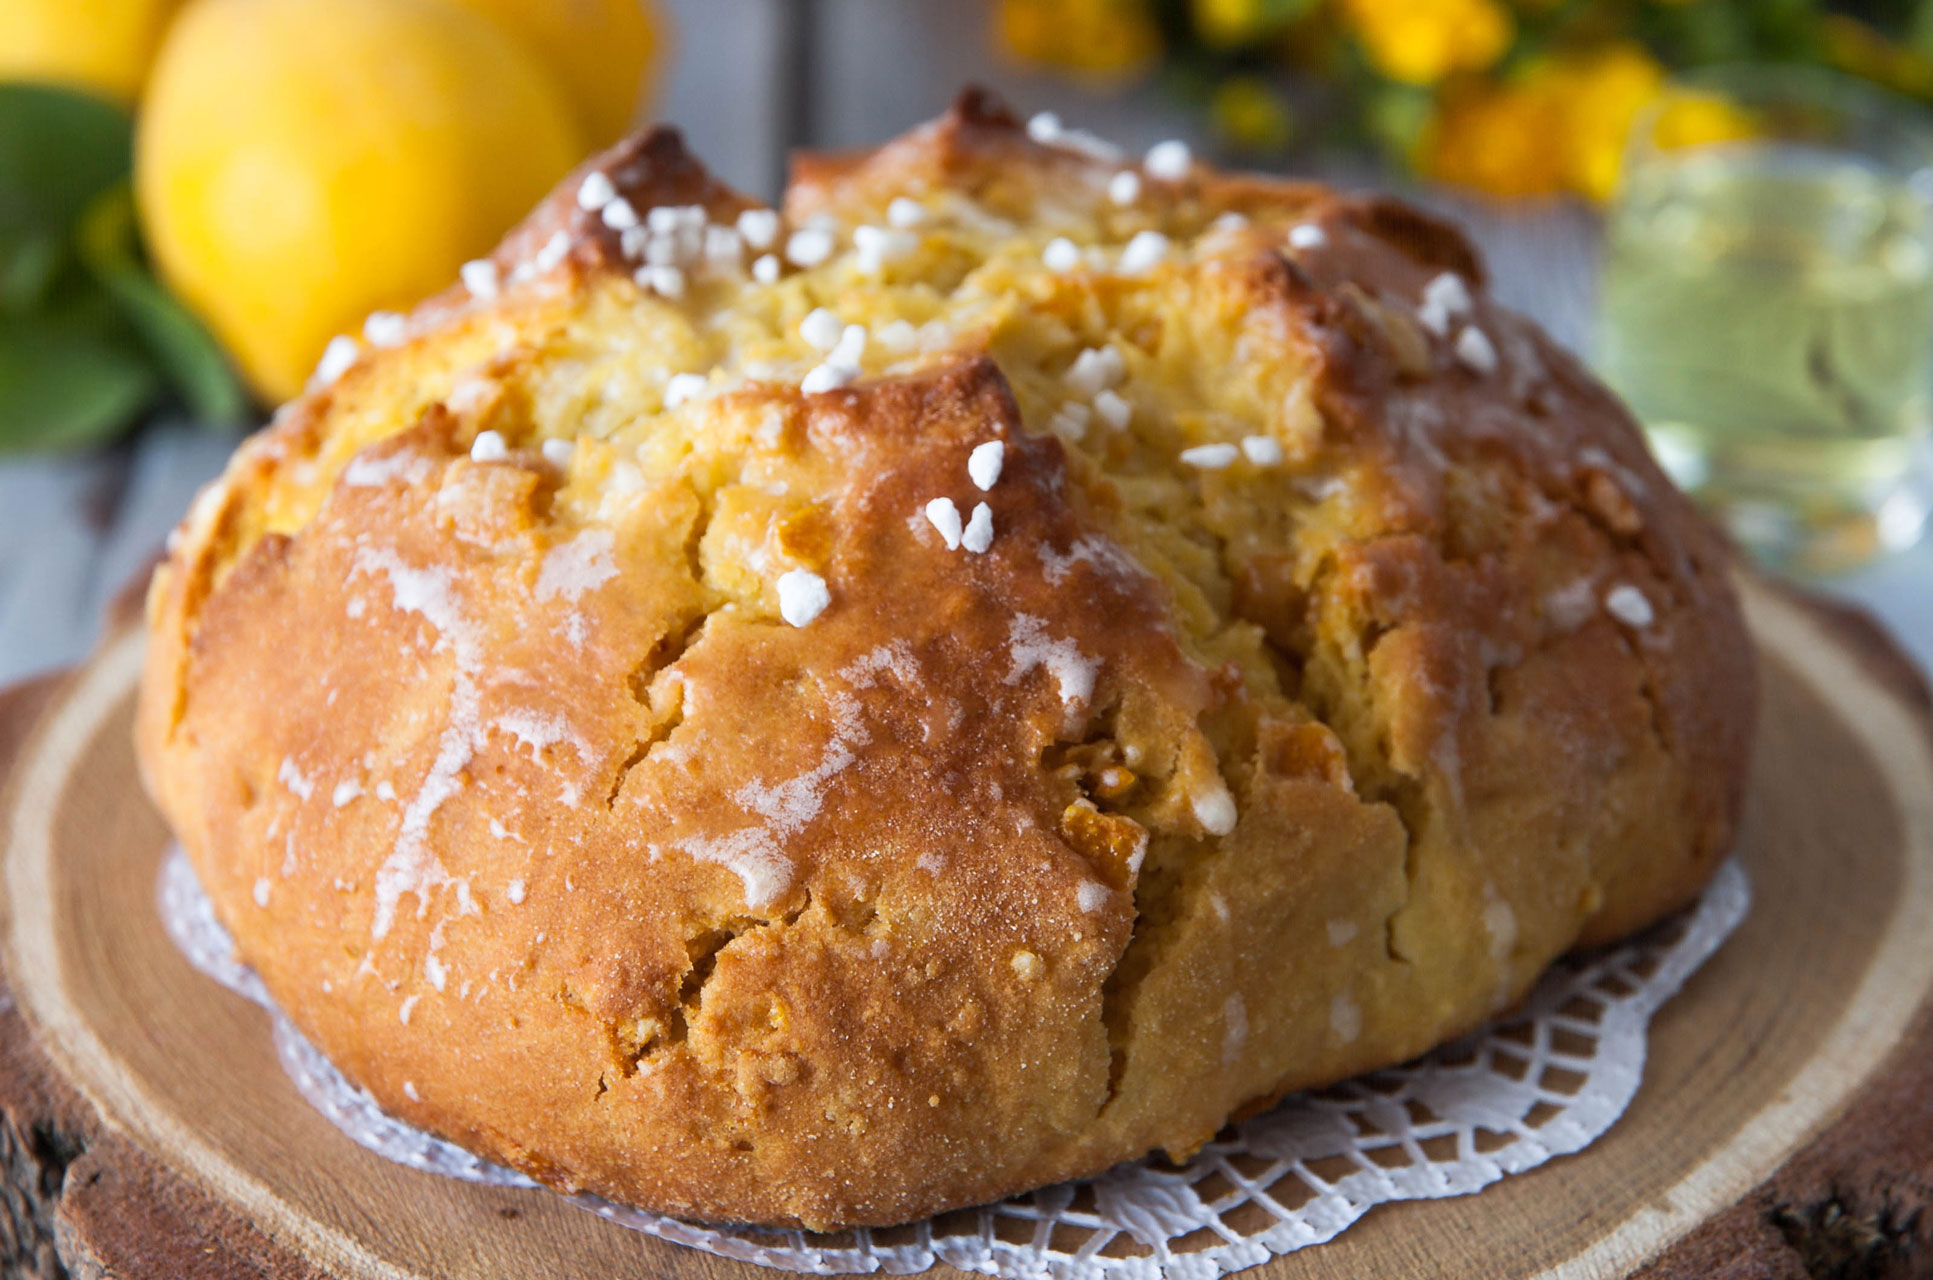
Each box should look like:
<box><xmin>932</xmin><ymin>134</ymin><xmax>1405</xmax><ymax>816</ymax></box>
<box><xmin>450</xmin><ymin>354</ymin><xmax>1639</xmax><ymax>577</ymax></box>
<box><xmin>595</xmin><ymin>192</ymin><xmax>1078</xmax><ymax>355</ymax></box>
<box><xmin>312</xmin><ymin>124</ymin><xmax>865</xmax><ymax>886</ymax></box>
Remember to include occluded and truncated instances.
<box><xmin>1647</xmin><ymin>89</ymin><xmax>1756</xmax><ymax>153</ymax></box>
<box><xmin>1212</xmin><ymin>76</ymin><xmax>1294</xmax><ymax>150</ymax></box>
<box><xmin>1420</xmin><ymin>42</ymin><xmax>1667</xmax><ymax>202</ymax></box>
<box><xmin>996</xmin><ymin>0</ymin><xmax>1162</xmax><ymax>81</ymax></box>
<box><xmin>1545</xmin><ymin>43</ymin><xmax>1665</xmax><ymax>203</ymax></box>
<box><xmin>1419</xmin><ymin>78</ymin><xmax>1568</xmax><ymax>197</ymax></box>
<box><xmin>1344</xmin><ymin>0</ymin><xmax>1514</xmax><ymax>86</ymax></box>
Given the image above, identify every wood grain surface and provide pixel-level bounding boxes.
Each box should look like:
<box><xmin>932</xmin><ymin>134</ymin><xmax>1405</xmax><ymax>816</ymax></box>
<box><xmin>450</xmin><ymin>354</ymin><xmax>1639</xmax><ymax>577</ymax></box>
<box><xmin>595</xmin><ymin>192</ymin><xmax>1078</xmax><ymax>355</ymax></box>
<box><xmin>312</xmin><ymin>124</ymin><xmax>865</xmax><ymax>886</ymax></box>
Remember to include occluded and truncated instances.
<box><xmin>1</xmin><ymin>577</ymin><xmax>1929</xmax><ymax>1280</ymax></box>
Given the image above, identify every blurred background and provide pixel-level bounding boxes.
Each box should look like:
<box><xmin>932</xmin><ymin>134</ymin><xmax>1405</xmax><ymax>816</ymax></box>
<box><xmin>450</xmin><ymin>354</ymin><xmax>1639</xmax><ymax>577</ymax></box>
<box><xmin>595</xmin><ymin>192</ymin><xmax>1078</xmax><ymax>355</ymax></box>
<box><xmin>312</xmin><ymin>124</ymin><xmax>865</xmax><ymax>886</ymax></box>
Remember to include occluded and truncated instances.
<box><xmin>2</xmin><ymin>0</ymin><xmax>1932</xmax><ymax>684</ymax></box>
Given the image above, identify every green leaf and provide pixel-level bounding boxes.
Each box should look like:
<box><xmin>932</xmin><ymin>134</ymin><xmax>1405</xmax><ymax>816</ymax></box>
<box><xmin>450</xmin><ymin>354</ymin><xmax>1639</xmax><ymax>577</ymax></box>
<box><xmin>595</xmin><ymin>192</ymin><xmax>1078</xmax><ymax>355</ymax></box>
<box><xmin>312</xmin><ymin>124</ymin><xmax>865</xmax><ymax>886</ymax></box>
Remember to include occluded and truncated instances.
<box><xmin>0</xmin><ymin>229</ymin><xmax>63</xmax><ymax>314</ymax></box>
<box><xmin>1364</xmin><ymin>83</ymin><xmax>1433</xmax><ymax>163</ymax></box>
<box><xmin>1250</xmin><ymin>0</ymin><xmax>1319</xmax><ymax>29</ymax></box>
<box><xmin>75</xmin><ymin>185</ymin><xmax>248</xmax><ymax>425</ymax></box>
<box><xmin>0</xmin><ymin>83</ymin><xmax>132</xmax><ymax>240</ymax></box>
<box><xmin>0</xmin><ymin>297</ymin><xmax>157</xmax><ymax>453</ymax></box>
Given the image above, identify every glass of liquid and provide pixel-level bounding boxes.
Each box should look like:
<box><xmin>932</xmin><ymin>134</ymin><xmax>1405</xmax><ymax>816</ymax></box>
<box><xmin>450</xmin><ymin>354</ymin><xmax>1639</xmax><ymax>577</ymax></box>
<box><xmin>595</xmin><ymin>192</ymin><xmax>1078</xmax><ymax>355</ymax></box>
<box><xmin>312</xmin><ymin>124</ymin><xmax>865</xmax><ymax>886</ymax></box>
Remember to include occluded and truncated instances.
<box><xmin>1598</xmin><ymin>65</ymin><xmax>1933</xmax><ymax>574</ymax></box>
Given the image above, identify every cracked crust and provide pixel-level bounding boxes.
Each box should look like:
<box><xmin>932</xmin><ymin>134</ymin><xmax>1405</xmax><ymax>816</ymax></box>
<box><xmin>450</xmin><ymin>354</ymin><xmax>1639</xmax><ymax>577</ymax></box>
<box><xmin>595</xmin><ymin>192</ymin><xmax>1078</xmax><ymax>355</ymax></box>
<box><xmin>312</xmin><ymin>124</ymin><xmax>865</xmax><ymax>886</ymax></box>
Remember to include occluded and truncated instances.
<box><xmin>134</xmin><ymin>89</ymin><xmax>1755</xmax><ymax>1229</ymax></box>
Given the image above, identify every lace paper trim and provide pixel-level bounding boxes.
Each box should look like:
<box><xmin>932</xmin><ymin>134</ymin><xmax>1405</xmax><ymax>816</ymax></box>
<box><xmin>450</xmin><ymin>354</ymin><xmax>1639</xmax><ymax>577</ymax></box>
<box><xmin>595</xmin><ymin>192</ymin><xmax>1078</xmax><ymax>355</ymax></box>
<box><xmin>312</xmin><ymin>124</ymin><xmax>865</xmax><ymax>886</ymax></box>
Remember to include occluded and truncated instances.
<box><xmin>159</xmin><ymin>848</ymin><xmax>1748</xmax><ymax>1278</ymax></box>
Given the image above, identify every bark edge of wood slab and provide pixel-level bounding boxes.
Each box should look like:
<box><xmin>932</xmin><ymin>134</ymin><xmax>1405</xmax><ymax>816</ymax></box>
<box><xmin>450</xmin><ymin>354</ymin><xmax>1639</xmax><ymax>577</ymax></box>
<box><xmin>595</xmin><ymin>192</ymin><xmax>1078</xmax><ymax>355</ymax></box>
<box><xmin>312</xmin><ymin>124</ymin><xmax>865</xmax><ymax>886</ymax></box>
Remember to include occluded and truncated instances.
<box><xmin>1</xmin><ymin>576</ymin><xmax>1930</xmax><ymax>1280</ymax></box>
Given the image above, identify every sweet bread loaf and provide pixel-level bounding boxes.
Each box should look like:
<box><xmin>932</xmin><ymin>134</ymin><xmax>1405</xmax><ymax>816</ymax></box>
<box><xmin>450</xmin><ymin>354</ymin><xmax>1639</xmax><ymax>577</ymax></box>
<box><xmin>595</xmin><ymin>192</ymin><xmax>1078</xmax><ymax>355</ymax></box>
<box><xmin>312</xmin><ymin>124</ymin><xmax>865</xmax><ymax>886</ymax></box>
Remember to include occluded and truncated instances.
<box><xmin>136</xmin><ymin>88</ymin><xmax>1755</xmax><ymax>1230</ymax></box>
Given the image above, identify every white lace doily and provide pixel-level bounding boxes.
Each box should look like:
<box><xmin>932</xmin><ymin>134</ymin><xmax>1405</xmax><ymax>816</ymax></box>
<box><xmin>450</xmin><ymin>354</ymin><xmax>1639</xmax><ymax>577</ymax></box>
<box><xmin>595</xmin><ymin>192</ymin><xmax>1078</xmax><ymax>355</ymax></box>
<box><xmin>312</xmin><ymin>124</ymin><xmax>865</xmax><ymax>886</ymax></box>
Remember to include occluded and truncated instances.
<box><xmin>159</xmin><ymin>847</ymin><xmax>1749</xmax><ymax>1278</ymax></box>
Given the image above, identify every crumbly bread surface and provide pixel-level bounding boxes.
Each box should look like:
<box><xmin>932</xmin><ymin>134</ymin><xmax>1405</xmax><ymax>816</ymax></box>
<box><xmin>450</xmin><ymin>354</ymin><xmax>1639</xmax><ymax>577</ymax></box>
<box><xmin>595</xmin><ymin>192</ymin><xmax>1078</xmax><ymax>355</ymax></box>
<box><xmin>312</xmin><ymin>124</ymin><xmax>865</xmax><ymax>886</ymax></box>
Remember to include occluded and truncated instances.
<box><xmin>136</xmin><ymin>90</ymin><xmax>1755</xmax><ymax>1230</ymax></box>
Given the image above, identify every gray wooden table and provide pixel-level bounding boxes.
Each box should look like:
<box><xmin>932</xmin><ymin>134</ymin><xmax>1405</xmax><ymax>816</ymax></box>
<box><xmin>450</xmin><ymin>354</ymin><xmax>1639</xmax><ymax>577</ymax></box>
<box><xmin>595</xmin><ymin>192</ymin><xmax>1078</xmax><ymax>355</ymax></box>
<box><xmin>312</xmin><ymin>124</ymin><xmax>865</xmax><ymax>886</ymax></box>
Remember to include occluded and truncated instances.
<box><xmin>5</xmin><ymin>0</ymin><xmax>1930</xmax><ymax>686</ymax></box>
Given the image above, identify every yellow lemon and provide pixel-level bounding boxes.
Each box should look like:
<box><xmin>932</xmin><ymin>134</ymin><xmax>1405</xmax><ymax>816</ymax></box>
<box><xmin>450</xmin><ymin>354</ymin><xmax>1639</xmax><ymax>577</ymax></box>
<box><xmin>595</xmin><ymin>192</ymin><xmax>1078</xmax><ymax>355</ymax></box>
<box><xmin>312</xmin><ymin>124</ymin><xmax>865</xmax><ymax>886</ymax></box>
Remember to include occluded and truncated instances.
<box><xmin>0</xmin><ymin>0</ymin><xmax>186</xmax><ymax>102</ymax></box>
<box><xmin>448</xmin><ymin>0</ymin><xmax>670</xmax><ymax>147</ymax></box>
<box><xmin>136</xmin><ymin>0</ymin><xmax>585</xmax><ymax>402</ymax></box>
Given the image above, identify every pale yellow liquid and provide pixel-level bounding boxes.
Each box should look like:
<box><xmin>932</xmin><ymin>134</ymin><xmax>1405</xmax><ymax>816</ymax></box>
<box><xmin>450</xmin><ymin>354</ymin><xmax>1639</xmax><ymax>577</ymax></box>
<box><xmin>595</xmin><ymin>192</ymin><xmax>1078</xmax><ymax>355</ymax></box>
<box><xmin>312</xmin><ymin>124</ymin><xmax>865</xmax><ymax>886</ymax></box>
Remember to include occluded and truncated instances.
<box><xmin>1598</xmin><ymin>144</ymin><xmax>1933</xmax><ymax>570</ymax></box>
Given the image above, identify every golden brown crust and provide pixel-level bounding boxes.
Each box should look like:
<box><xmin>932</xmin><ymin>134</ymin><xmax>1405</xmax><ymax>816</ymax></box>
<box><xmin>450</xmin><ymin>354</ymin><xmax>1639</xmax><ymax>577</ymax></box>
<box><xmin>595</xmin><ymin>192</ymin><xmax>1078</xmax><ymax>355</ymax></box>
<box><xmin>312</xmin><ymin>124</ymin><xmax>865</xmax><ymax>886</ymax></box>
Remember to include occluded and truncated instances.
<box><xmin>136</xmin><ymin>88</ymin><xmax>1755</xmax><ymax>1229</ymax></box>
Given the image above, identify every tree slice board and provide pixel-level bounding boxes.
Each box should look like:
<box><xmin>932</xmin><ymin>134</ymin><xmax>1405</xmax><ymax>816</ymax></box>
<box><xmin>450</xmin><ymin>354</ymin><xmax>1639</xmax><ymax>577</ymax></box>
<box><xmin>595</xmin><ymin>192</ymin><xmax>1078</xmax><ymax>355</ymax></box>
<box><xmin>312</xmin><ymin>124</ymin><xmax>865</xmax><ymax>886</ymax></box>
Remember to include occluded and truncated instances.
<box><xmin>2</xmin><ymin>577</ymin><xmax>1931</xmax><ymax>1280</ymax></box>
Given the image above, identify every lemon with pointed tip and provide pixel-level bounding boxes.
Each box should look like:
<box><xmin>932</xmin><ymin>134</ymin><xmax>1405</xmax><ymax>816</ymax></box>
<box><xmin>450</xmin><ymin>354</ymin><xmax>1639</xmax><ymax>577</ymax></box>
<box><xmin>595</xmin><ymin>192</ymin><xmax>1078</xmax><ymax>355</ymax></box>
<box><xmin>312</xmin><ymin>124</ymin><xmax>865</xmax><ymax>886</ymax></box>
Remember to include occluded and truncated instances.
<box><xmin>136</xmin><ymin>0</ymin><xmax>586</xmax><ymax>402</ymax></box>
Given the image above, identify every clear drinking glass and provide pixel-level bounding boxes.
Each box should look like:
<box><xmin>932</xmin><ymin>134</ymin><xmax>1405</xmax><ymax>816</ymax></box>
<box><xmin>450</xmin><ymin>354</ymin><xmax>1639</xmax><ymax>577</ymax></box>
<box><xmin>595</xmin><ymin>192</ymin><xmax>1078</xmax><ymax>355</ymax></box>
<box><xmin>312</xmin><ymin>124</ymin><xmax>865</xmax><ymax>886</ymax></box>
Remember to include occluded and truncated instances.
<box><xmin>1597</xmin><ymin>65</ymin><xmax>1933</xmax><ymax>574</ymax></box>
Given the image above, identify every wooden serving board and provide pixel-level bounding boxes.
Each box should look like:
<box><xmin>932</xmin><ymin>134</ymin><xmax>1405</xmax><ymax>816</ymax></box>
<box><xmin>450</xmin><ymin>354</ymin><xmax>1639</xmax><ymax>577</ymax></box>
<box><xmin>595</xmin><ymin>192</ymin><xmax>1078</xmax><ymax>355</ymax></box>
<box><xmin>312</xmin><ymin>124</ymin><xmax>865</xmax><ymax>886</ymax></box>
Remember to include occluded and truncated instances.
<box><xmin>2</xmin><ymin>577</ymin><xmax>1931</xmax><ymax>1280</ymax></box>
